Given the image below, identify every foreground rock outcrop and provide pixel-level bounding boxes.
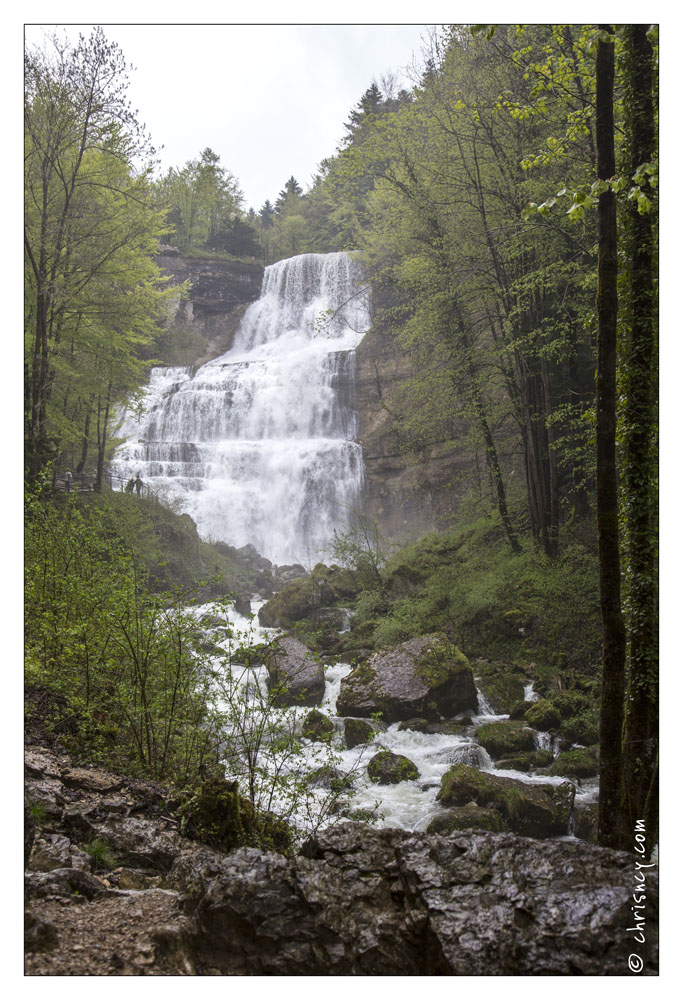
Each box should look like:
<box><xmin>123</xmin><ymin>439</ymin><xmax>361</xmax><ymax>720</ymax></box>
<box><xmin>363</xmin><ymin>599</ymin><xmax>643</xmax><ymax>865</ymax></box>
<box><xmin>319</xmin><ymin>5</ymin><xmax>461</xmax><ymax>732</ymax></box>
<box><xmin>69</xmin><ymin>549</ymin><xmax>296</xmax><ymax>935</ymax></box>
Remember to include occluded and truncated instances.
<box><xmin>25</xmin><ymin>746</ymin><xmax>658</xmax><ymax>976</ymax></box>
<box><xmin>337</xmin><ymin>633</ymin><xmax>478</xmax><ymax>722</ymax></box>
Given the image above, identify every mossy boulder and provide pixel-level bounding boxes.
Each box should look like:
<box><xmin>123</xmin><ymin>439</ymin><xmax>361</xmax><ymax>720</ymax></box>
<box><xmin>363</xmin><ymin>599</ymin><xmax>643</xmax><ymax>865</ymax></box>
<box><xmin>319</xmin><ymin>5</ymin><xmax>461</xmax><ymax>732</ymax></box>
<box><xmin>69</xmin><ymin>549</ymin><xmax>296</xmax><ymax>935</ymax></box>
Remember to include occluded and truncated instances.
<box><xmin>549</xmin><ymin>691</ymin><xmax>592</xmax><ymax>720</ymax></box>
<box><xmin>548</xmin><ymin>746</ymin><xmax>599</xmax><ymax>779</ymax></box>
<box><xmin>475</xmin><ymin>720</ymin><xmax>536</xmax><ymax>758</ymax></box>
<box><xmin>180</xmin><ymin>777</ymin><xmax>291</xmax><ymax>854</ymax></box>
<box><xmin>437</xmin><ymin>764</ymin><xmax>574</xmax><ymax>838</ymax></box>
<box><xmin>367</xmin><ymin>750</ymin><xmax>419</xmax><ymax>785</ymax></box>
<box><xmin>425</xmin><ymin>719</ymin><xmax>473</xmax><ymax>735</ymax></box>
<box><xmin>427</xmin><ymin>804</ymin><xmax>505</xmax><ymax>834</ymax></box>
<box><xmin>302</xmin><ymin>709</ymin><xmax>335</xmax><ymax>743</ymax></box>
<box><xmin>258</xmin><ymin>577</ymin><xmax>334</xmax><ymax>628</ymax></box>
<box><xmin>524</xmin><ymin>699</ymin><xmax>562</xmax><ymax>731</ymax></box>
<box><xmin>310</xmin><ymin>563</ymin><xmax>364</xmax><ymax>600</ymax></box>
<box><xmin>264</xmin><ymin>636</ymin><xmax>325</xmax><ymax>707</ymax></box>
<box><xmin>343</xmin><ymin>717</ymin><xmax>377</xmax><ymax>749</ymax></box>
<box><xmin>337</xmin><ymin>633</ymin><xmax>477</xmax><ymax>723</ymax></box>
<box><xmin>509</xmin><ymin>700</ymin><xmax>534</xmax><ymax>721</ymax></box>
<box><xmin>473</xmin><ymin>661</ymin><xmax>526</xmax><ymax>714</ymax></box>
<box><xmin>494</xmin><ymin>750</ymin><xmax>554</xmax><ymax>772</ymax></box>
<box><xmin>558</xmin><ymin>711</ymin><xmax>600</xmax><ymax>747</ymax></box>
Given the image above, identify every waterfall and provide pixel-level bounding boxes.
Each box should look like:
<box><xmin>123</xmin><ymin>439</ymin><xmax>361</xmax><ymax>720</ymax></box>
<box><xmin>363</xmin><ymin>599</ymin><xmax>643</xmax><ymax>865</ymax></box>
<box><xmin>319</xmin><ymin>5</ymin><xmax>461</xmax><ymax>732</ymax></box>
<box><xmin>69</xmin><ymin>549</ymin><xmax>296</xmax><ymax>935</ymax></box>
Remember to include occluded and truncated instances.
<box><xmin>112</xmin><ymin>252</ymin><xmax>371</xmax><ymax>565</ymax></box>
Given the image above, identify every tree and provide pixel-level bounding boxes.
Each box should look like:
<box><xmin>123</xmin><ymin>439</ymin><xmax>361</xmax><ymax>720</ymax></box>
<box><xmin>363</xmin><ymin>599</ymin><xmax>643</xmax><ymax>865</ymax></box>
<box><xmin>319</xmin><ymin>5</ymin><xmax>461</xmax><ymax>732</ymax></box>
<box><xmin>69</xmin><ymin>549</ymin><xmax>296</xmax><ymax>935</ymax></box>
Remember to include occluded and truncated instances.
<box><xmin>159</xmin><ymin>148</ymin><xmax>244</xmax><ymax>251</ymax></box>
<box><xmin>24</xmin><ymin>28</ymin><xmax>171</xmax><ymax>481</ymax></box>
<box><xmin>619</xmin><ymin>24</ymin><xmax>658</xmax><ymax>849</ymax></box>
<box><xmin>594</xmin><ymin>25</ymin><xmax>627</xmax><ymax>850</ymax></box>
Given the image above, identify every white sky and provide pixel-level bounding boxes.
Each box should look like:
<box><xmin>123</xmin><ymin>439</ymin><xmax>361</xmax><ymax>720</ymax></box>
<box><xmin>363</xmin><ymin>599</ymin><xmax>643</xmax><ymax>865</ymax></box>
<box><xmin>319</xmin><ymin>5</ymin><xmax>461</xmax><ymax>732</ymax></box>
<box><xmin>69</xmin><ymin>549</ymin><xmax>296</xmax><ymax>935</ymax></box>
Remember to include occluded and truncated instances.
<box><xmin>24</xmin><ymin>22</ymin><xmax>432</xmax><ymax>211</ymax></box>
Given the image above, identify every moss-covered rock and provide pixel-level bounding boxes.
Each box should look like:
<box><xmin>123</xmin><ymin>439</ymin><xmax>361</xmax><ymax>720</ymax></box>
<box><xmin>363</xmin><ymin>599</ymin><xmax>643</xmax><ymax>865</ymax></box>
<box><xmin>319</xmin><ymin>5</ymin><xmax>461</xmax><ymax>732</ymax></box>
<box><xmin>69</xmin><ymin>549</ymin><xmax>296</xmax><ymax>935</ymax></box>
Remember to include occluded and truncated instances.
<box><xmin>573</xmin><ymin>801</ymin><xmax>599</xmax><ymax>844</ymax></box>
<box><xmin>494</xmin><ymin>750</ymin><xmax>554</xmax><ymax>772</ymax></box>
<box><xmin>258</xmin><ymin>577</ymin><xmax>334</xmax><ymax>628</ymax></box>
<box><xmin>437</xmin><ymin>764</ymin><xmax>574</xmax><ymax>838</ymax></box>
<box><xmin>558</xmin><ymin>711</ymin><xmax>600</xmax><ymax>747</ymax></box>
<box><xmin>264</xmin><ymin>636</ymin><xmax>325</xmax><ymax>707</ymax></box>
<box><xmin>475</xmin><ymin>720</ymin><xmax>536</xmax><ymax>758</ymax></box>
<box><xmin>473</xmin><ymin>661</ymin><xmax>526</xmax><ymax>715</ymax></box>
<box><xmin>397</xmin><ymin>718</ymin><xmax>430</xmax><ymax>733</ymax></box>
<box><xmin>337</xmin><ymin>633</ymin><xmax>477</xmax><ymax>723</ymax></box>
<box><xmin>548</xmin><ymin>746</ymin><xmax>599</xmax><ymax>779</ymax></box>
<box><xmin>179</xmin><ymin>777</ymin><xmax>291</xmax><ymax>854</ymax></box>
<box><xmin>367</xmin><ymin>750</ymin><xmax>419</xmax><ymax>785</ymax></box>
<box><xmin>509</xmin><ymin>700</ymin><xmax>534</xmax><ymax>721</ymax></box>
<box><xmin>426</xmin><ymin>804</ymin><xmax>505</xmax><ymax>834</ymax></box>
<box><xmin>301</xmin><ymin>709</ymin><xmax>335</xmax><ymax>743</ymax></box>
<box><xmin>425</xmin><ymin>719</ymin><xmax>473</xmax><ymax>736</ymax></box>
<box><xmin>524</xmin><ymin>699</ymin><xmax>562</xmax><ymax>731</ymax></box>
<box><xmin>342</xmin><ymin>717</ymin><xmax>378</xmax><ymax>749</ymax></box>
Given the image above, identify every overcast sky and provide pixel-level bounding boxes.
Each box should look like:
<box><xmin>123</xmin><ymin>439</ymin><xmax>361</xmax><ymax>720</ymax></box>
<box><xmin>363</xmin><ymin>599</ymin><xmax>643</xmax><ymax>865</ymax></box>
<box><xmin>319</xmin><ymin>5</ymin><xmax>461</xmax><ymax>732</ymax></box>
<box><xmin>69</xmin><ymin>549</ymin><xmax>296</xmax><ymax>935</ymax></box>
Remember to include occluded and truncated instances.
<box><xmin>24</xmin><ymin>23</ymin><xmax>432</xmax><ymax>210</ymax></box>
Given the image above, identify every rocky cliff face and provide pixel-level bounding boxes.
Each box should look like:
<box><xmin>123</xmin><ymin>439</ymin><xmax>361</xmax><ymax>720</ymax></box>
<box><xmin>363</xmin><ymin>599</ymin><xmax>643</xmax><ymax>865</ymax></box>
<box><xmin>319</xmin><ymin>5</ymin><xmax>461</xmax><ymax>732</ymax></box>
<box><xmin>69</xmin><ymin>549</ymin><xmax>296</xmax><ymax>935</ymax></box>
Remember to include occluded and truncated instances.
<box><xmin>156</xmin><ymin>248</ymin><xmax>263</xmax><ymax>366</ymax></box>
<box><xmin>354</xmin><ymin>318</ymin><xmax>478</xmax><ymax>545</ymax></box>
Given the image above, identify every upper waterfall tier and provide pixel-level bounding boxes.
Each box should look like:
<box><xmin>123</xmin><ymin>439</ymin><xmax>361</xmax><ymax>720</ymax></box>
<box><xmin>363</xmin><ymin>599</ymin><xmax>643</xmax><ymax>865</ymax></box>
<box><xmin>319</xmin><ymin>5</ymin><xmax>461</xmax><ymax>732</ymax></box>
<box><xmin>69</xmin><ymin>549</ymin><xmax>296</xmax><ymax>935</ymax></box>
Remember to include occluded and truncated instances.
<box><xmin>112</xmin><ymin>252</ymin><xmax>371</xmax><ymax>566</ymax></box>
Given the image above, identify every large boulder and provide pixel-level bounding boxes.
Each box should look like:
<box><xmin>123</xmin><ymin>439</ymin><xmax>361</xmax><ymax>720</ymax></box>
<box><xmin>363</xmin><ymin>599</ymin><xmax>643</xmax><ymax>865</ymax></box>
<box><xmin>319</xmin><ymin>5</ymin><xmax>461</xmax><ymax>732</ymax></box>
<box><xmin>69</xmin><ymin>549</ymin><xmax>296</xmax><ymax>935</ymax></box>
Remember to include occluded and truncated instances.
<box><xmin>264</xmin><ymin>635</ymin><xmax>325</xmax><ymax>707</ymax></box>
<box><xmin>437</xmin><ymin>764</ymin><xmax>574</xmax><ymax>839</ymax></box>
<box><xmin>367</xmin><ymin>750</ymin><xmax>419</xmax><ymax>784</ymax></box>
<box><xmin>475</xmin><ymin>720</ymin><xmax>536</xmax><ymax>758</ymax></box>
<box><xmin>172</xmin><ymin>823</ymin><xmax>658</xmax><ymax>975</ymax></box>
<box><xmin>258</xmin><ymin>577</ymin><xmax>334</xmax><ymax>628</ymax></box>
<box><xmin>301</xmin><ymin>709</ymin><xmax>335</xmax><ymax>743</ymax></box>
<box><xmin>337</xmin><ymin>633</ymin><xmax>477</xmax><ymax>723</ymax></box>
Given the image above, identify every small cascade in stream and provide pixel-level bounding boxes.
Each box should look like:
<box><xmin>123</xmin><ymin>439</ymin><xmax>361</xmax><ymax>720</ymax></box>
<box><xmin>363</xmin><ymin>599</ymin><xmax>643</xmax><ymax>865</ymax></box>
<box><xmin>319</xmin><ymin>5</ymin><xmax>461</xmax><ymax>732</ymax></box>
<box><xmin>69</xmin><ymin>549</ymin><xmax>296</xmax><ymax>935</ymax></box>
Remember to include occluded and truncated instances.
<box><xmin>112</xmin><ymin>252</ymin><xmax>371</xmax><ymax>565</ymax></box>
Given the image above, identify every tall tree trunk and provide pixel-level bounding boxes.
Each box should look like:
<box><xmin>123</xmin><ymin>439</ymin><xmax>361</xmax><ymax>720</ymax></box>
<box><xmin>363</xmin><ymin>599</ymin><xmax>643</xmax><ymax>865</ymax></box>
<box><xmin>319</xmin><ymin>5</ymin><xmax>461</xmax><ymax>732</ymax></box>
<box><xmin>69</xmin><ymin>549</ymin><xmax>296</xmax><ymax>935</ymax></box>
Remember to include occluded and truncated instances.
<box><xmin>595</xmin><ymin>25</ymin><xmax>627</xmax><ymax>849</ymax></box>
<box><xmin>620</xmin><ymin>24</ymin><xmax>658</xmax><ymax>852</ymax></box>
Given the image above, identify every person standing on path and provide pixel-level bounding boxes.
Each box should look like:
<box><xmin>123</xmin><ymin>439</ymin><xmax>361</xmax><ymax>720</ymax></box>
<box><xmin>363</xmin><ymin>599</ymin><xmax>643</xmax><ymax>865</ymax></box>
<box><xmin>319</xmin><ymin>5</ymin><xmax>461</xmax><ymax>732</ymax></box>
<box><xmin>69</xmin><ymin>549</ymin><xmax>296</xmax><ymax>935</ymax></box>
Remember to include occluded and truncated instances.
<box><xmin>64</xmin><ymin>470</ymin><xmax>72</xmax><ymax>493</ymax></box>
<box><xmin>135</xmin><ymin>474</ymin><xmax>143</xmax><ymax>497</ymax></box>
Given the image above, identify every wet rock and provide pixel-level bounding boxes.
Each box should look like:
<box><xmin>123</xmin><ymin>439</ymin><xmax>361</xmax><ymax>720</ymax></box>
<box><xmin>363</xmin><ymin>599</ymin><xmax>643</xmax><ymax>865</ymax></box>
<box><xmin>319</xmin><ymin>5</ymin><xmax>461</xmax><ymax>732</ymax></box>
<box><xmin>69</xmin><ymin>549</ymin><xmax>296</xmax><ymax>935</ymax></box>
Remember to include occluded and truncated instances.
<box><xmin>258</xmin><ymin>576</ymin><xmax>334</xmax><ymax>628</ymax></box>
<box><xmin>30</xmin><ymin>833</ymin><xmax>85</xmax><ymax>872</ymax></box>
<box><xmin>232</xmin><ymin>594</ymin><xmax>252</xmax><ymax>617</ymax></box>
<box><xmin>426</xmin><ymin>743</ymin><xmax>485</xmax><ymax>768</ymax></box>
<box><xmin>573</xmin><ymin>801</ymin><xmax>599</xmax><ymax>844</ymax></box>
<box><xmin>177</xmin><ymin>822</ymin><xmax>657</xmax><ymax>975</ymax></box>
<box><xmin>301</xmin><ymin>709</ymin><xmax>335</xmax><ymax>743</ymax></box>
<box><xmin>25</xmin><ymin>750</ymin><xmax>62</xmax><ymax>780</ymax></box>
<box><xmin>524</xmin><ymin>699</ymin><xmax>562</xmax><ymax>731</ymax></box>
<box><xmin>475</xmin><ymin>720</ymin><xmax>536</xmax><ymax>758</ymax></box>
<box><xmin>337</xmin><ymin>633</ymin><xmax>478</xmax><ymax>723</ymax></box>
<box><xmin>424</xmin><ymin>719</ymin><xmax>472</xmax><ymax>736</ymax></box>
<box><xmin>367</xmin><ymin>750</ymin><xmax>419</xmax><ymax>784</ymax></box>
<box><xmin>437</xmin><ymin>764</ymin><xmax>574</xmax><ymax>838</ymax></box>
<box><xmin>494</xmin><ymin>750</ymin><xmax>555</xmax><ymax>772</ymax></box>
<box><xmin>343</xmin><ymin>717</ymin><xmax>377</xmax><ymax>748</ymax></box>
<box><xmin>397</xmin><ymin>717</ymin><xmax>430</xmax><ymax>733</ymax></box>
<box><xmin>264</xmin><ymin>635</ymin><xmax>325</xmax><ymax>707</ymax></box>
<box><xmin>427</xmin><ymin>804</ymin><xmax>504</xmax><ymax>834</ymax></box>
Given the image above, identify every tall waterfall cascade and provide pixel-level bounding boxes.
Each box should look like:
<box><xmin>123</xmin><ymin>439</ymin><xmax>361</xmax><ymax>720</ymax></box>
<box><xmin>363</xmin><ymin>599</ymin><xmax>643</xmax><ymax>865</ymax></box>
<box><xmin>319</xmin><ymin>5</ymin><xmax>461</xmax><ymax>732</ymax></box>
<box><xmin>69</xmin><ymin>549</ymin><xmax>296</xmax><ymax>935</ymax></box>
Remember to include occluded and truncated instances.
<box><xmin>112</xmin><ymin>252</ymin><xmax>371</xmax><ymax>565</ymax></box>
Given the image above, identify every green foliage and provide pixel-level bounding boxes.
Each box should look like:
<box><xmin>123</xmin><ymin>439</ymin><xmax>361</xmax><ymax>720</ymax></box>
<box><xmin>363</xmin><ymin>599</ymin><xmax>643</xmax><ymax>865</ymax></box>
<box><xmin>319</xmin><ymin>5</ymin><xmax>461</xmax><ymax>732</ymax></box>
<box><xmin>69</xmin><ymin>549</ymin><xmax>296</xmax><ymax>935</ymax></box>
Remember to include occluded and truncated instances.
<box><xmin>25</xmin><ymin>489</ymin><xmax>221</xmax><ymax>785</ymax></box>
<box><xmin>179</xmin><ymin>777</ymin><xmax>292</xmax><ymax>854</ymax></box>
<box><xmin>83</xmin><ymin>838</ymin><xmax>118</xmax><ymax>872</ymax></box>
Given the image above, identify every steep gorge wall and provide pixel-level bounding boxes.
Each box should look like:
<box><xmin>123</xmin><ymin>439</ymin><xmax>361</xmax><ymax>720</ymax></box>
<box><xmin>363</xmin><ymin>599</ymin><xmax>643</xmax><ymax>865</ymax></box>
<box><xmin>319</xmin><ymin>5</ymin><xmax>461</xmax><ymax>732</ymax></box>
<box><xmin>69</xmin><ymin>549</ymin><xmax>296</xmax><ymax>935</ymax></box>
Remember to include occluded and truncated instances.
<box><xmin>156</xmin><ymin>248</ymin><xmax>264</xmax><ymax>366</ymax></box>
<box><xmin>354</xmin><ymin>319</ymin><xmax>478</xmax><ymax>546</ymax></box>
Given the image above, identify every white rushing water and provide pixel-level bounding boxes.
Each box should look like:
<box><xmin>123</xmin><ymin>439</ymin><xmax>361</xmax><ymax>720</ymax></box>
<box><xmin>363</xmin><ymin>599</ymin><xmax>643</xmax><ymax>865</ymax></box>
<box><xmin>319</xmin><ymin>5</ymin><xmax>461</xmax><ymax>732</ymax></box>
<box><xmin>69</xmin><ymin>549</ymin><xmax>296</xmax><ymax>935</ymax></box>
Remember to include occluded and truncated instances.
<box><xmin>193</xmin><ymin>602</ymin><xmax>589</xmax><ymax>839</ymax></box>
<box><xmin>112</xmin><ymin>252</ymin><xmax>371</xmax><ymax>565</ymax></box>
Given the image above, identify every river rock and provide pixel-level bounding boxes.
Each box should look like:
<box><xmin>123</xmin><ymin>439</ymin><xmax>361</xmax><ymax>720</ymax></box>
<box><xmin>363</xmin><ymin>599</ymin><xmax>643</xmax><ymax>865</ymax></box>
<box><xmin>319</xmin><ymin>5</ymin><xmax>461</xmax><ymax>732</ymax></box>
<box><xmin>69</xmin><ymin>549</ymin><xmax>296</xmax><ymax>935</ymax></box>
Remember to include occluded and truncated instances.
<box><xmin>301</xmin><ymin>709</ymin><xmax>335</xmax><ymax>743</ymax></box>
<box><xmin>548</xmin><ymin>746</ymin><xmax>600</xmax><ymax>779</ymax></box>
<box><xmin>524</xmin><ymin>698</ymin><xmax>562</xmax><ymax>731</ymax></box>
<box><xmin>475</xmin><ymin>720</ymin><xmax>536</xmax><ymax>758</ymax></box>
<box><xmin>494</xmin><ymin>750</ymin><xmax>554</xmax><ymax>772</ymax></box>
<box><xmin>343</xmin><ymin>717</ymin><xmax>377</xmax><ymax>748</ymax></box>
<box><xmin>264</xmin><ymin>635</ymin><xmax>325</xmax><ymax>707</ymax></box>
<box><xmin>87</xmin><ymin>817</ymin><xmax>182</xmax><ymax>873</ymax></box>
<box><xmin>437</xmin><ymin>764</ymin><xmax>574</xmax><ymax>838</ymax></box>
<box><xmin>175</xmin><ymin>822</ymin><xmax>657</xmax><ymax>975</ymax></box>
<box><xmin>337</xmin><ymin>633</ymin><xmax>477</xmax><ymax>723</ymax></box>
<box><xmin>426</xmin><ymin>804</ymin><xmax>504</xmax><ymax>834</ymax></box>
<box><xmin>367</xmin><ymin>750</ymin><xmax>419</xmax><ymax>784</ymax></box>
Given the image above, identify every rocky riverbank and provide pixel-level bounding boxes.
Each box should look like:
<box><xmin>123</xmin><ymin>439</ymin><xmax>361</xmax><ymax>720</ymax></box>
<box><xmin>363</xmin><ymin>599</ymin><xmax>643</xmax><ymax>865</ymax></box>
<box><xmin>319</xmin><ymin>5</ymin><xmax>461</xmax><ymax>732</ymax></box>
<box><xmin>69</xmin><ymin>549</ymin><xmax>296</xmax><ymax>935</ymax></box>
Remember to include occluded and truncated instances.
<box><xmin>25</xmin><ymin>745</ymin><xmax>658</xmax><ymax>976</ymax></box>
